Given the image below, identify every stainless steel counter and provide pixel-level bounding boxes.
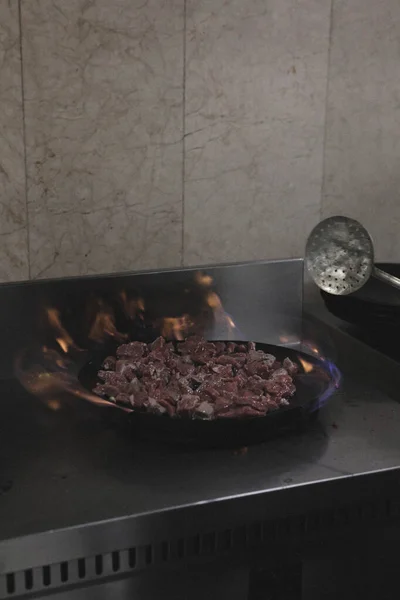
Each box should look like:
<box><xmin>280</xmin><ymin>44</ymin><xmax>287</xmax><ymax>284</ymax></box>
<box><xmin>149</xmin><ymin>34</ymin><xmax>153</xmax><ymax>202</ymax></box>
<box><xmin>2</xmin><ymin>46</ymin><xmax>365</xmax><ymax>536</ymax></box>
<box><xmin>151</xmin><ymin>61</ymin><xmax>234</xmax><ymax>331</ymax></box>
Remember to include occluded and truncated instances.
<box><xmin>1</xmin><ymin>260</ymin><xmax>400</xmax><ymax>599</ymax></box>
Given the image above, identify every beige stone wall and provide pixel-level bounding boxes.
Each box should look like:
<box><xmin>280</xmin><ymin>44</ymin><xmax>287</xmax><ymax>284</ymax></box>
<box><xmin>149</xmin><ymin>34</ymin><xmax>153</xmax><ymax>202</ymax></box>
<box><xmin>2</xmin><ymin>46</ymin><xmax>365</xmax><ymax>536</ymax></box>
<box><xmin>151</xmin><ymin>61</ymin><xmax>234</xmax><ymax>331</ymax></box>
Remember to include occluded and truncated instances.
<box><xmin>0</xmin><ymin>0</ymin><xmax>399</xmax><ymax>280</ymax></box>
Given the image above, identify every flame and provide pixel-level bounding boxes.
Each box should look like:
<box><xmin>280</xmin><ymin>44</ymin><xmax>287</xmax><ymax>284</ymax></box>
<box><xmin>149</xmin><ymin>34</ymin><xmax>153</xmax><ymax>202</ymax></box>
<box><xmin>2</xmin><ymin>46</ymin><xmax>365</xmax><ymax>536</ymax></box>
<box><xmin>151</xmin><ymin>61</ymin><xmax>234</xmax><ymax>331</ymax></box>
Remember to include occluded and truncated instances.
<box><xmin>88</xmin><ymin>300</ymin><xmax>127</xmax><ymax>343</ymax></box>
<box><xmin>206</xmin><ymin>291</ymin><xmax>238</xmax><ymax>336</ymax></box>
<box><xmin>195</xmin><ymin>273</ymin><xmax>240</xmax><ymax>337</ymax></box>
<box><xmin>47</xmin><ymin>308</ymin><xmax>81</xmax><ymax>354</ymax></box>
<box><xmin>17</xmin><ymin>272</ymin><xmax>245</xmax><ymax>415</ymax></box>
<box><xmin>297</xmin><ymin>349</ymin><xmax>341</xmax><ymax>410</ymax></box>
<box><xmin>119</xmin><ymin>291</ymin><xmax>145</xmax><ymax>320</ymax></box>
<box><xmin>161</xmin><ymin>315</ymin><xmax>192</xmax><ymax>340</ymax></box>
<box><xmin>279</xmin><ymin>334</ymin><xmax>301</xmax><ymax>345</ymax></box>
<box><xmin>47</xmin><ymin>399</ymin><xmax>62</xmax><ymax>411</ymax></box>
<box><xmin>16</xmin><ymin>346</ymin><xmax>132</xmax><ymax>413</ymax></box>
<box><xmin>226</xmin><ymin>315</ymin><xmax>236</xmax><ymax>329</ymax></box>
<box><xmin>302</xmin><ymin>340</ymin><xmax>324</xmax><ymax>357</ymax></box>
<box><xmin>56</xmin><ymin>338</ymin><xmax>68</xmax><ymax>353</ymax></box>
<box><xmin>206</xmin><ymin>291</ymin><xmax>222</xmax><ymax>310</ymax></box>
<box><xmin>195</xmin><ymin>272</ymin><xmax>213</xmax><ymax>287</ymax></box>
<box><xmin>299</xmin><ymin>357</ymin><xmax>314</xmax><ymax>373</ymax></box>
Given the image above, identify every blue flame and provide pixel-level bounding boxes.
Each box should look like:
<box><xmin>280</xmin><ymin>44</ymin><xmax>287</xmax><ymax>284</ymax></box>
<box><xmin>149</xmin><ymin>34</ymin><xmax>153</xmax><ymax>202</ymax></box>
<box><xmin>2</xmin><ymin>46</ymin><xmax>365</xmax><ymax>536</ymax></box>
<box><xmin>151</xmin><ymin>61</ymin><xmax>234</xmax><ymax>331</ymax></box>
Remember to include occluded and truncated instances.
<box><xmin>314</xmin><ymin>359</ymin><xmax>342</xmax><ymax>409</ymax></box>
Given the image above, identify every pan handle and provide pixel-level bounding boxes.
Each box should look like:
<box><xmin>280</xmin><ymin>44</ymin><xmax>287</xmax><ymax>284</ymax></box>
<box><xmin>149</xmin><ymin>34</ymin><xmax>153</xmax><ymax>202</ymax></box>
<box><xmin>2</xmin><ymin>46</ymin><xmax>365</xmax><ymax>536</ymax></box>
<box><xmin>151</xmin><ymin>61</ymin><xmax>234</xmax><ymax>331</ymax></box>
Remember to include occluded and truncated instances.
<box><xmin>373</xmin><ymin>266</ymin><xmax>400</xmax><ymax>291</ymax></box>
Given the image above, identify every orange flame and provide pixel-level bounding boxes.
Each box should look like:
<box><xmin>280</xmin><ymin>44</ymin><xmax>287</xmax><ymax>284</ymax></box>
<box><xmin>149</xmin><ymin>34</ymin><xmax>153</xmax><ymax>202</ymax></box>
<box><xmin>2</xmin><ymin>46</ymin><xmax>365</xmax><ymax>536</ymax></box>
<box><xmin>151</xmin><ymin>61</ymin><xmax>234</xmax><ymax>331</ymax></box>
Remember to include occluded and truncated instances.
<box><xmin>47</xmin><ymin>308</ymin><xmax>81</xmax><ymax>354</ymax></box>
<box><xmin>18</xmin><ymin>272</ymin><xmax>244</xmax><ymax>414</ymax></box>
<box><xmin>88</xmin><ymin>300</ymin><xmax>127</xmax><ymax>344</ymax></box>
<box><xmin>299</xmin><ymin>357</ymin><xmax>314</xmax><ymax>373</ymax></box>
<box><xmin>161</xmin><ymin>315</ymin><xmax>192</xmax><ymax>340</ymax></box>
<box><xmin>279</xmin><ymin>334</ymin><xmax>301</xmax><ymax>345</ymax></box>
<box><xmin>15</xmin><ymin>347</ymin><xmax>132</xmax><ymax>413</ymax></box>
<box><xmin>206</xmin><ymin>291</ymin><xmax>237</xmax><ymax>336</ymax></box>
<box><xmin>119</xmin><ymin>291</ymin><xmax>145</xmax><ymax>320</ymax></box>
<box><xmin>206</xmin><ymin>291</ymin><xmax>222</xmax><ymax>310</ymax></box>
<box><xmin>47</xmin><ymin>399</ymin><xmax>62</xmax><ymax>411</ymax></box>
<box><xmin>194</xmin><ymin>272</ymin><xmax>239</xmax><ymax>336</ymax></box>
<box><xmin>302</xmin><ymin>340</ymin><xmax>324</xmax><ymax>357</ymax></box>
<box><xmin>195</xmin><ymin>272</ymin><xmax>213</xmax><ymax>287</ymax></box>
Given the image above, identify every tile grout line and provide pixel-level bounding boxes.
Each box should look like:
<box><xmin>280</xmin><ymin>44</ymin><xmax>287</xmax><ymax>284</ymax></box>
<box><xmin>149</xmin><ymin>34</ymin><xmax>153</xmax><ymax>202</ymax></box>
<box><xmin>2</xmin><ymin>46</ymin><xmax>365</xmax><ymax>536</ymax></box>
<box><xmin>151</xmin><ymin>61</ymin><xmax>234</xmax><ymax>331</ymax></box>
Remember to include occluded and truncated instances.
<box><xmin>17</xmin><ymin>0</ymin><xmax>31</xmax><ymax>280</ymax></box>
<box><xmin>181</xmin><ymin>0</ymin><xmax>187</xmax><ymax>268</ymax></box>
<box><xmin>320</xmin><ymin>0</ymin><xmax>335</xmax><ymax>224</ymax></box>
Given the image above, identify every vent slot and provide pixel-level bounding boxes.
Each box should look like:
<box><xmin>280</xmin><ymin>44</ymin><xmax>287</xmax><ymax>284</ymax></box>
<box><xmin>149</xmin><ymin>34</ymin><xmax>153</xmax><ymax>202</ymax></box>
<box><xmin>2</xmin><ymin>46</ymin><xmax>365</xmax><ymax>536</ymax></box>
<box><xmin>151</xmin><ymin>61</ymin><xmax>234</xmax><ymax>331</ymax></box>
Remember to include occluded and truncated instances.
<box><xmin>95</xmin><ymin>555</ymin><xmax>103</xmax><ymax>576</ymax></box>
<box><xmin>201</xmin><ymin>532</ymin><xmax>216</xmax><ymax>555</ymax></box>
<box><xmin>248</xmin><ymin>521</ymin><xmax>263</xmax><ymax>545</ymax></box>
<box><xmin>161</xmin><ymin>541</ymin><xmax>169</xmax><ymax>562</ymax></box>
<box><xmin>112</xmin><ymin>551</ymin><xmax>120</xmax><ymax>573</ymax></box>
<box><xmin>144</xmin><ymin>545</ymin><xmax>153</xmax><ymax>565</ymax></box>
<box><xmin>218</xmin><ymin>529</ymin><xmax>233</xmax><ymax>552</ymax></box>
<box><xmin>24</xmin><ymin>570</ymin><xmax>33</xmax><ymax>591</ymax></box>
<box><xmin>42</xmin><ymin>566</ymin><xmax>51</xmax><ymax>587</ymax></box>
<box><xmin>6</xmin><ymin>574</ymin><xmax>15</xmax><ymax>595</ymax></box>
<box><xmin>128</xmin><ymin>548</ymin><xmax>136</xmax><ymax>569</ymax></box>
<box><xmin>78</xmin><ymin>558</ymin><xmax>86</xmax><ymax>579</ymax></box>
<box><xmin>60</xmin><ymin>562</ymin><xmax>69</xmax><ymax>583</ymax></box>
<box><xmin>233</xmin><ymin>525</ymin><xmax>247</xmax><ymax>547</ymax></box>
<box><xmin>191</xmin><ymin>534</ymin><xmax>201</xmax><ymax>556</ymax></box>
<box><xmin>263</xmin><ymin>520</ymin><xmax>276</xmax><ymax>541</ymax></box>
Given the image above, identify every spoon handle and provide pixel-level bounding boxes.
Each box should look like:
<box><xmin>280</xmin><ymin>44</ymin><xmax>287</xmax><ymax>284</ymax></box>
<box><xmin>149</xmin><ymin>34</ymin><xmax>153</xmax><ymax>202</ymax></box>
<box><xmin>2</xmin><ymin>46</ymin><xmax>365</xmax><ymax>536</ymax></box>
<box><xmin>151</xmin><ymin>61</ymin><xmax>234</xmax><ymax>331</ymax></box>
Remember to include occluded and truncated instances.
<box><xmin>373</xmin><ymin>266</ymin><xmax>400</xmax><ymax>291</ymax></box>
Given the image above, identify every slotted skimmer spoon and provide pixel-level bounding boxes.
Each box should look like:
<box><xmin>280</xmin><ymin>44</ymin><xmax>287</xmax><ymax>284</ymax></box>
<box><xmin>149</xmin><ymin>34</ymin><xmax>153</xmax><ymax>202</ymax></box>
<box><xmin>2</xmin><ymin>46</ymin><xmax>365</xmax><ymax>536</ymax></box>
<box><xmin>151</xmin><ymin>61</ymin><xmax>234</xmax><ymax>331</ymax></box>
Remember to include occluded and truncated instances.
<box><xmin>306</xmin><ymin>216</ymin><xmax>400</xmax><ymax>295</ymax></box>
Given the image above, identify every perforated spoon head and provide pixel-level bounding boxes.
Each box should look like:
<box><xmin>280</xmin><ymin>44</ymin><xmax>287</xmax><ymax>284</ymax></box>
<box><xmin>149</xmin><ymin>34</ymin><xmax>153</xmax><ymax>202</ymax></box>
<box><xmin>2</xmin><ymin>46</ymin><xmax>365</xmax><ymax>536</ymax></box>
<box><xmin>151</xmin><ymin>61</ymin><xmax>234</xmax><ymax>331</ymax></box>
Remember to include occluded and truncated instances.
<box><xmin>305</xmin><ymin>216</ymin><xmax>374</xmax><ymax>296</ymax></box>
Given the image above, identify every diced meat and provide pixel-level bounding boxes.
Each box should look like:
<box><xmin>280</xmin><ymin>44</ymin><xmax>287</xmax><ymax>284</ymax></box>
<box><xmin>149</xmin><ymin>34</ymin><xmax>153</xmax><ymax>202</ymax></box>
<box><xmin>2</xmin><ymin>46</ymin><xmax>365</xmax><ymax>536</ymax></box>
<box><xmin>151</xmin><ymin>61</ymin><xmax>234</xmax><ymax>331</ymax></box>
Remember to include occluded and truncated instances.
<box><xmin>132</xmin><ymin>391</ymin><xmax>148</xmax><ymax>409</ymax></box>
<box><xmin>116</xmin><ymin>341</ymin><xmax>146</xmax><ymax>359</ymax></box>
<box><xmin>270</xmin><ymin>367</ymin><xmax>290</xmax><ymax>380</ymax></box>
<box><xmin>211</xmin><ymin>364</ymin><xmax>233</xmax><ymax>378</ymax></box>
<box><xmin>195</xmin><ymin>400</ymin><xmax>215</xmax><ymax>419</ymax></box>
<box><xmin>175</xmin><ymin>359</ymin><xmax>195</xmax><ymax>376</ymax></box>
<box><xmin>115</xmin><ymin>360</ymin><xmax>137</xmax><ymax>381</ymax></box>
<box><xmin>164</xmin><ymin>382</ymin><xmax>181</xmax><ymax>404</ymax></box>
<box><xmin>214</xmin><ymin>396</ymin><xmax>234</xmax><ymax>414</ymax></box>
<box><xmin>191</xmin><ymin>352</ymin><xmax>212</xmax><ymax>365</ymax></box>
<box><xmin>213</xmin><ymin>342</ymin><xmax>226</xmax><ymax>354</ymax></box>
<box><xmin>283</xmin><ymin>357</ymin><xmax>298</xmax><ymax>376</ymax></box>
<box><xmin>127</xmin><ymin>377</ymin><xmax>141</xmax><ymax>394</ymax></box>
<box><xmin>148</xmin><ymin>397</ymin><xmax>167</xmax><ymax>415</ymax></box>
<box><xmin>214</xmin><ymin>354</ymin><xmax>245</xmax><ymax>368</ymax></box>
<box><xmin>102</xmin><ymin>356</ymin><xmax>116</xmax><ymax>370</ymax></box>
<box><xmin>93</xmin><ymin>383</ymin><xmax>119</xmax><ymax>398</ymax></box>
<box><xmin>115</xmin><ymin>393</ymin><xmax>132</xmax><ymax>406</ymax></box>
<box><xmin>177</xmin><ymin>394</ymin><xmax>201</xmax><ymax>415</ymax></box>
<box><xmin>156</xmin><ymin>396</ymin><xmax>176</xmax><ymax>416</ymax></box>
<box><xmin>150</xmin><ymin>336</ymin><xmax>165</xmax><ymax>350</ymax></box>
<box><xmin>235</xmin><ymin>344</ymin><xmax>247</xmax><ymax>352</ymax></box>
<box><xmin>93</xmin><ymin>336</ymin><xmax>298</xmax><ymax>420</ymax></box>
<box><xmin>218</xmin><ymin>406</ymin><xmax>265</xmax><ymax>418</ymax></box>
<box><xmin>176</xmin><ymin>376</ymin><xmax>193</xmax><ymax>395</ymax></box>
<box><xmin>226</xmin><ymin>342</ymin><xmax>236</xmax><ymax>354</ymax></box>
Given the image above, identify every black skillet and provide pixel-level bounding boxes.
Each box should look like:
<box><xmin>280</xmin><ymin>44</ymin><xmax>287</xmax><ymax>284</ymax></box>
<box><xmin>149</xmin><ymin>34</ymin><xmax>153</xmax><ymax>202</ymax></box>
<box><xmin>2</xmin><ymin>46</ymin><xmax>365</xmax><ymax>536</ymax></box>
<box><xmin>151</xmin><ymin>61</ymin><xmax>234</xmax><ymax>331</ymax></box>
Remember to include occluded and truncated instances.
<box><xmin>79</xmin><ymin>341</ymin><xmax>333</xmax><ymax>447</ymax></box>
<box><xmin>321</xmin><ymin>263</ymin><xmax>400</xmax><ymax>331</ymax></box>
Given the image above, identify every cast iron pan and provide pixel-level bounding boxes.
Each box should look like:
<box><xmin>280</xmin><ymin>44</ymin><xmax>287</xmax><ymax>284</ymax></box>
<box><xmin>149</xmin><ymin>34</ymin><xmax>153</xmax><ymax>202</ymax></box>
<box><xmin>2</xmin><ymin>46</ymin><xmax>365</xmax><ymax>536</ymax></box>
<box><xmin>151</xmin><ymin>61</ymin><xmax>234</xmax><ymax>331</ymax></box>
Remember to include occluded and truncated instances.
<box><xmin>321</xmin><ymin>263</ymin><xmax>400</xmax><ymax>332</ymax></box>
<box><xmin>79</xmin><ymin>341</ymin><xmax>333</xmax><ymax>447</ymax></box>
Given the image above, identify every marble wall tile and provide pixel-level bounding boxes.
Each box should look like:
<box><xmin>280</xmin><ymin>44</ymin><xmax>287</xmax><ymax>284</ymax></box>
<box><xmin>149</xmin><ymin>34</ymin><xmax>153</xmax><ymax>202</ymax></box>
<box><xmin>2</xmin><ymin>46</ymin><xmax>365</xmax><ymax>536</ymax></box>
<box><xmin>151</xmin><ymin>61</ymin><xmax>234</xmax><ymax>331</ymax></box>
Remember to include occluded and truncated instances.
<box><xmin>0</xmin><ymin>0</ymin><xmax>29</xmax><ymax>281</ymax></box>
<box><xmin>322</xmin><ymin>0</ymin><xmax>400</xmax><ymax>261</ymax></box>
<box><xmin>184</xmin><ymin>0</ymin><xmax>331</xmax><ymax>266</ymax></box>
<box><xmin>21</xmin><ymin>0</ymin><xmax>183</xmax><ymax>279</ymax></box>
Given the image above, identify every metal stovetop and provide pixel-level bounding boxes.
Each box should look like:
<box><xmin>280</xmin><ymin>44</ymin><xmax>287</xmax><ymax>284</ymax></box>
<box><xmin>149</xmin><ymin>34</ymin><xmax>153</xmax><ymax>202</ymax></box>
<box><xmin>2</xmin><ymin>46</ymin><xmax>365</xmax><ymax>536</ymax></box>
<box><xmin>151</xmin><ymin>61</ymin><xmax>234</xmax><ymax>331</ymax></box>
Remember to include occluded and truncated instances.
<box><xmin>2</xmin><ymin>259</ymin><xmax>400</xmax><ymax>593</ymax></box>
<box><xmin>2</xmin><ymin>366</ymin><xmax>400</xmax><ymax>538</ymax></box>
